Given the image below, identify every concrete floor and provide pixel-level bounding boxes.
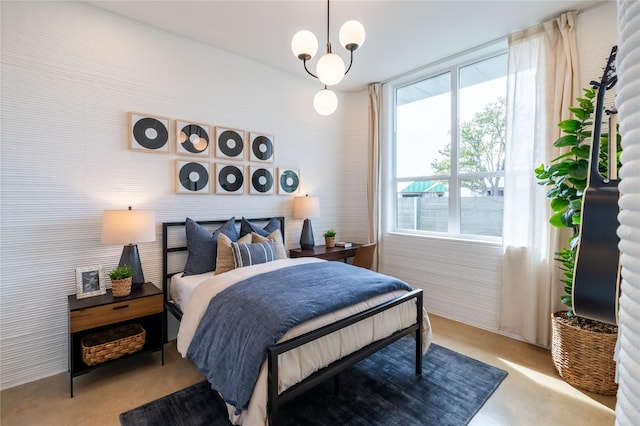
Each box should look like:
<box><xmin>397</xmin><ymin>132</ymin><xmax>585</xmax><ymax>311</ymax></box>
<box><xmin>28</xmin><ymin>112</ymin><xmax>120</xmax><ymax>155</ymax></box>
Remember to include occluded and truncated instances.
<box><xmin>0</xmin><ymin>314</ymin><xmax>616</xmax><ymax>426</ymax></box>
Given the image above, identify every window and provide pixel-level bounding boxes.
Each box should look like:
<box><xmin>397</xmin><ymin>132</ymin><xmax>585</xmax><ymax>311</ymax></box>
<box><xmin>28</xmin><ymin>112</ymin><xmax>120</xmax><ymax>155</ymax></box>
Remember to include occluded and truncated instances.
<box><xmin>392</xmin><ymin>51</ymin><xmax>507</xmax><ymax>238</ymax></box>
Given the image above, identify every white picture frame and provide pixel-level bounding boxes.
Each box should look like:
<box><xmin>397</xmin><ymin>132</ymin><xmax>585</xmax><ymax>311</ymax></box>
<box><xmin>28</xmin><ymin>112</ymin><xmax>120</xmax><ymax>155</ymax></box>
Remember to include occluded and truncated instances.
<box><xmin>75</xmin><ymin>265</ymin><xmax>107</xmax><ymax>299</ymax></box>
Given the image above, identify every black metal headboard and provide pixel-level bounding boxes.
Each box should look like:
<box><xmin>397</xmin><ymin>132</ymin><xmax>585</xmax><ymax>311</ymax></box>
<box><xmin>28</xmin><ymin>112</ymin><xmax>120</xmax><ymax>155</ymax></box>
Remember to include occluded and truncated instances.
<box><xmin>161</xmin><ymin>217</ymin><xmax>285</xmax><ymax>332</ymax></box>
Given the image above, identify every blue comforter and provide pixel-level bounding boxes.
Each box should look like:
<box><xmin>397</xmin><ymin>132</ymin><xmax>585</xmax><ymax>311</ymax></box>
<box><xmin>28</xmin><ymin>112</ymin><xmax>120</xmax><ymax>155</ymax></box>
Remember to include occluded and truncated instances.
<box><xmin>186</xmin><ymin>261</ymin><xmax>412</xmax><ymax>412</ymax></box>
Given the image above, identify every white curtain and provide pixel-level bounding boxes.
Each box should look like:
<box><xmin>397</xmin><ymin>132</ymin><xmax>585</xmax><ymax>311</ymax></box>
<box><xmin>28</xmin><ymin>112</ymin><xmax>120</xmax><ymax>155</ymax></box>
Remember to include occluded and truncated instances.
<box><xmin>368</xmin><ymin>83</ymin><xmax>382</xmax><ymax>270</ymax></box>
<box><xmin>615</xmin><ymin>1</ymin><xmax>640</xmax><ymax>423</ymax></box>
<box><xmin>500</xmin><ymin>12</ymin><xmax>578</xmax><ymax>346</ymax></box>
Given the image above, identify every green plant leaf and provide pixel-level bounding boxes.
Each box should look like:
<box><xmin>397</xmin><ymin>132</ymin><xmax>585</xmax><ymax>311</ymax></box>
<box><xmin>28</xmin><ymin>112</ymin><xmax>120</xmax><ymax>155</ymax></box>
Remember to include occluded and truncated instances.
<box><xmin>568</xmin><ymin>107</ymin><xmax>589</xmax><ymax>120</ymax></box>
<box><xmin>547</xmin><ymin>162</ymin><xmax>570</xmax><ymax>175</ymax></box>
<box><xmin>568</xmin><ymin>161</ymin><xmax>588</xmax><ymax>180</ymax></box>
<box><xmin>572</xmin><ymin>145</ymin><xmax>591</xmax><ymax>159</ymax></box>
<box><xmin>550</xmin><ymin>211</ymin><xmax>566</xmax><ymax>228</ymax></box>
<box><xmin>557</xmin><ymin>119</ymin><xmax>581</xmax><ymax>132</ymax></box>
<box><xmin>554</xmin><ymin>134</ymin><xmax>578</xmax><ymax>147</ymax></box>
<box><xmin>550</xmin><ymin>198</ymin><xmax>569</xmax><ymax>212</ymax></box>
<box><xmin>569</xmin><ymin>198</ymin><xmax>582</xmax><ymax>210</ymax></box>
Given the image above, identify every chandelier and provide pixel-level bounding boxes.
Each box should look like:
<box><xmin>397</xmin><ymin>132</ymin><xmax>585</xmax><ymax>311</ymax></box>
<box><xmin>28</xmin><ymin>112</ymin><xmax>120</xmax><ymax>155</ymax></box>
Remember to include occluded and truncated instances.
<box><xmin>291</xmin><ymin>0</ymin><xmax>365</xmax><ymax>115</ymax></box>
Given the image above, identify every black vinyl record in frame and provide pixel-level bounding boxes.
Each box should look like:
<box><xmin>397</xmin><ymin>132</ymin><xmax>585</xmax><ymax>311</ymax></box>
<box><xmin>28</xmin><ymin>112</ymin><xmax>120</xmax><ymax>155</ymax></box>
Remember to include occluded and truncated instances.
<box><xmin>176</xmin><ymin>120</ymin><xmax>211</xmax><ymax>156</ymax></box>
<box><xmin>250</xmin><ymin>166</ymin><xmax>274</xmax><ymax>195</ymax></box>
<box><xmin>215</xmin><ymin>163</ymin><xmax>245</xmax><ymax>195</ymax></box>
<box><xmin>130</xmin><ymin>112</ymin><xmax>170</xmax><ymax>153</ymax></box>
<box><xmin>176</xmin><ymin>160</ymin><xmax>210</xmax><ymax>194</ymax></box>
<box><xmin>215</xmin><ymin>127</ymin><xmax>245</xmax><ymax>160</ymax></box>
<box><xmin>249</xmin><ymin>132</ymin><xmax>274</xmax><ymax>163</ymax></box>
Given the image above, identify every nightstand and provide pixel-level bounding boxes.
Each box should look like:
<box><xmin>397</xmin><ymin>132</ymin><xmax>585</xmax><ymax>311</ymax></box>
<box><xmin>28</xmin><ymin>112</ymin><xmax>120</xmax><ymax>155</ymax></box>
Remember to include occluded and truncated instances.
<box><xmin>68</xmin><ymin>282</ymin><xmax>164</xmax><ymax>397</ymax></box>
<box><xmin>289</xmin><ymin>244</ymin><xmax>361</xmax><ymax>262</ymax></box>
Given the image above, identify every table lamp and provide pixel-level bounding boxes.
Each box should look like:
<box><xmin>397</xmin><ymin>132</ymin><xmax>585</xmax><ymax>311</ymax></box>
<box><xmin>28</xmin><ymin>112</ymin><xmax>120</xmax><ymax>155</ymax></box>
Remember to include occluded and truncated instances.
<box><xmin>102</xmin><ymin>206</ymin><xmax>156</xmax><ymax>290</ymax></box>
<box><xmin>293</xmin><ymin>195</ymin><xmax>320</xmax><ymax>250</ymax></box>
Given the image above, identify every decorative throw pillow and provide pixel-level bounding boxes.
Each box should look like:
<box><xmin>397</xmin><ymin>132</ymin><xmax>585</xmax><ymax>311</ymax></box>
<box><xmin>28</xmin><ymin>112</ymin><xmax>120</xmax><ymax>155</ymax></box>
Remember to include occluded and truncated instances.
<box><xmin>183</xmin><ymin>217</ymin><xmax>238</xmax><ymax>276</ymax></box>
<box><xmin>215</xmin><ymin>233</ymin><xmax>251</xmax><ymax>275</ymax></box>
<box><xmin>239</xmin><ymin>217</ymin><xmax>281</xmax><ymax>238</ymax></box>
<box><xmin>252</xmin><ymin>230</ymin><xmax>287</xmax><ymax>260</ymax></box>
<box><xmin>232</xmin><ymin>240</ymin><xmax>276</xmax><ymax>269</ymax></box>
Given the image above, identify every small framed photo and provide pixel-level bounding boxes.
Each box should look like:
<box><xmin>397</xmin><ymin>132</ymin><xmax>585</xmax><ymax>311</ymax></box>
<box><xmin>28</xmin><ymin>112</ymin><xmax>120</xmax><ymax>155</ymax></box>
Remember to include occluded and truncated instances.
<box><xmin>215</xmin><ymin>127</ymin><xmax>245</xmax><ymax>160</ymax></box>
<box><xmin>277</xmin><ymin>168</ymin><xmax>300</xmax><ymax>195</ymax></box>
<box><xmin>250</xmin><ymin>166</ymin><xmax>275</xmax><ymax>195</ymax></box>
<box><xmin>129</xmin><ymin>112</ymin><xmax>171</xmax><ymax>153</ymax></box>
<box><xmin>176</xmin><ymin>120</ymin><xmax>212</xmax><ymax>156</ymax></box>
<box><xmin>249</xmin><ymin>132</ymin><xmax>274</xmax><ymax>162</ymax></box>
<box><xmin>176</xmin><ymin>160</ymin><xmax>211</xmax><ymax>194</ymax></box>
<box><xmin>75</xmin><ymin>266</ymin><xmax>107</xmax><ymax>299</ymax></box>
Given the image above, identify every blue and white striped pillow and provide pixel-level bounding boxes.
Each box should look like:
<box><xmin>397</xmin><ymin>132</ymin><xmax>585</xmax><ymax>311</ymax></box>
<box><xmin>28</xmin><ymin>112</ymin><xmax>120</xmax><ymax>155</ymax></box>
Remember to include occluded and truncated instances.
<box><xmin>231</xmin><ymin>240</ymin><xmax>276</xmax><ymax>269</ymax></box>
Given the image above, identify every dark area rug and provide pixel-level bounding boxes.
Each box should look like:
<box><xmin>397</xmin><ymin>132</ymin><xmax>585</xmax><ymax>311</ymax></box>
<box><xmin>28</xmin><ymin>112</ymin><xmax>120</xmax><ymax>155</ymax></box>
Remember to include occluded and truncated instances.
<box><xmin>120</xmin><ymin>339</ymin><xmax>507</xmax><ymax>426</ymax></box>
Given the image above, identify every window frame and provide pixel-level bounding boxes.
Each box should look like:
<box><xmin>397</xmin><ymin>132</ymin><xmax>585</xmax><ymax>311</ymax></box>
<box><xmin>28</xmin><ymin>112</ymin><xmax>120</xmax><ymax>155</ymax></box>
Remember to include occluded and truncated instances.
<box><xmin>382</xmin><ymin>40</ymin><xmax>508</xmax><ymax>241</ymax></box>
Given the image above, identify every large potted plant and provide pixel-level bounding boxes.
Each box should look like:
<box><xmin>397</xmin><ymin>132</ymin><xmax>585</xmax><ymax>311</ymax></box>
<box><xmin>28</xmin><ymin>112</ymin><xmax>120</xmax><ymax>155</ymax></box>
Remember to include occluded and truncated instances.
<box><xmin>535</xmin><ymin>86</ymin><xmax>620</xmax><ymax>395</ymax></box>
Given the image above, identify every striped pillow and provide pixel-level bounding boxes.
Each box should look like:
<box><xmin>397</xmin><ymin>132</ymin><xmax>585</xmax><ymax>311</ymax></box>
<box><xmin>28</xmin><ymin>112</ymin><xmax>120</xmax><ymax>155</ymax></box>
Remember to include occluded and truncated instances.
<box><xmin>231</xmin><ymin>240</ymin><xmax>276</xmax><ymax>269</ymax></box>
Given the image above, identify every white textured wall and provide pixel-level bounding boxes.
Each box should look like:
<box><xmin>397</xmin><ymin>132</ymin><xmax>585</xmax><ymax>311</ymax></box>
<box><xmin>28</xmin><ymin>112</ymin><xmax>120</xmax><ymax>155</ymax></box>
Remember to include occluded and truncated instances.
<box><xmin>379</xmin><ymin>1</ymin><xmax>619</xmax><ymax>335</ymax></box>
<box><xmin>615</xmin><ymin>1</ymin><xmax>640</xmax><ymax>423</ymax></box>
<box><xmin>0</xmin><ymin>1</ymin><xmax>360</xmax><ymax>389</ymax></box>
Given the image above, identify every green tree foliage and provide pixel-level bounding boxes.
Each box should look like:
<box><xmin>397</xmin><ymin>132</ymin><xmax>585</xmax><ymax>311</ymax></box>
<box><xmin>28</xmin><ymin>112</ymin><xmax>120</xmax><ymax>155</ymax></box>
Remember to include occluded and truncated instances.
<box><xmin>431</xmin><ymin>97</ymin><xmax>506</xmax><ymax>195</ymax></box>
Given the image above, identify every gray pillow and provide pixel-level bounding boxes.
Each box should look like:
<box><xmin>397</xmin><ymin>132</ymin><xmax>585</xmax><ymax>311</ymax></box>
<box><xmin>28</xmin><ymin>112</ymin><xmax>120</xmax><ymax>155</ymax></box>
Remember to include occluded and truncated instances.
<box><xmin>183</xmin><ymin>217</ymin><xmax>237</xmax><ymax>276</ymax></box>
<box><xmin>231</xmin><ymin>240</ymin><xmax>276</xmax><ymax>269</ymax></box>
<box><xmin>239</xmin><ymin>217</ymin><xmax>281</xmax><ymax>238</ymax></box>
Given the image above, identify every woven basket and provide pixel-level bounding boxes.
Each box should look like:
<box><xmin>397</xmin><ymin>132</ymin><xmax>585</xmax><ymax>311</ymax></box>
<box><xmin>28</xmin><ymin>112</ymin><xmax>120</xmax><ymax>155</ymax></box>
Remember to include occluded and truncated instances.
<box><xmin>81</xmin><ymin>324</ymin><xmax>146</xmax><ymax>366</ymax></box>
<box><xmin>551</xmin><ymin>312</ymin><xmax>618</xmax><ymax>395</ymax></box>
<box><xmin>111</xmin><ymin>277</ymin><xmax>132</xmax><ymax>297</ymax></box>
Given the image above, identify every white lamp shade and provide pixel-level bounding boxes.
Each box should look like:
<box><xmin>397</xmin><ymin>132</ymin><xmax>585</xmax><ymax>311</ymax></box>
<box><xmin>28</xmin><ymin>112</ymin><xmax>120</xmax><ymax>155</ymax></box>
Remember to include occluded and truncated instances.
<box><xmin>291</xmin><ymin>30</ymin><xmax>319</xmax><ymax>59</ymax></box>
<box><xmin>313</xmin><ymin>88</ymin><xmax>338</xmax><ymax>116</ymax></box>
<box><xmin>102</xmin><ymin>209</ymin><xmax>156</xmax><ymax>244</ymax></box>
<box><xmin>339</xmin><ymin>20</ymin><xmax>366</xmax><ymax>50</ymax></box>
<box><xmin>293</xmin><ymin>196</ymin><xmax>320</xmax><ymax>219</ymax></box>
<box><xmin>316</xmin><ymin>53</ymin><xmax>346</xmax><ymax>86</ymax></box>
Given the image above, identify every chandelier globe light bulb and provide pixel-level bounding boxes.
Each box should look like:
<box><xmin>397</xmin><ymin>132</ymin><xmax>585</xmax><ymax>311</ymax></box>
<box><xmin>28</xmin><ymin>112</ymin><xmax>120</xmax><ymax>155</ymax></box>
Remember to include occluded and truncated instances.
<box><xmin>339</xmin><ymin>20</ymin><xmax>366</xmax><ymax>51</ymax></box>
<box><xmin>313</xmin><ymin>88</ymin><xmax>338</xmax><ymax>115</ymax></box>
<box><xmin>291</xmin><ymin>30</ymin><xmax>319</xmax><ymax>60</ymax></box>
<box><xmin>316</xmin><ymin>53</ymin><xmax>346</xmax><ymax>86</ymax></box>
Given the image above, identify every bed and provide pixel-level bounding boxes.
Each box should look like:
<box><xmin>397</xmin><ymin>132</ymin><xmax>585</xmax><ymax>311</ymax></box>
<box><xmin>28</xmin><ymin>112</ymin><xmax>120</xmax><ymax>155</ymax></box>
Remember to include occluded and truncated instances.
<box><xmin>162</xmin><ymin>216</ymin><xmax>432</xmax><ymax>425</ymax></box>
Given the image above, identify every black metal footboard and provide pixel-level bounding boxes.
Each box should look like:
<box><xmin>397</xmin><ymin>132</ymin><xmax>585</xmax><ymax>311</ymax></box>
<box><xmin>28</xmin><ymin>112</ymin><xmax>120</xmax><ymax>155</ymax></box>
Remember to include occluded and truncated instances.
<box><xmin>267</xmin><ymin>288</ymin><xmax>424</xmax><ymax>425</ymax></box>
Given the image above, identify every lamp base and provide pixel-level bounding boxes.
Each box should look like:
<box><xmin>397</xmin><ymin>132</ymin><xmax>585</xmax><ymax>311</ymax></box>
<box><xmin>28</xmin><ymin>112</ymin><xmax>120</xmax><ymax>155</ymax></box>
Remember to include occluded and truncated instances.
<box><xmin>119</xmin><ymin>244</ymin><xmax>145</xmax><ymax>290</ymax></box>
<box><xmin>300</xmin><ymin>219</ymin><xmax>315</xmax><ymax>250</ymax></box>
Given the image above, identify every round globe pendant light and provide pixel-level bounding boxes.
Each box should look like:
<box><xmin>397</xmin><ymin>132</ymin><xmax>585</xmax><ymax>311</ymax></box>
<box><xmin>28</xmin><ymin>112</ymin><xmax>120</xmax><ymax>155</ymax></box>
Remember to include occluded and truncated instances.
<box><xmin>313</xmin><ymin>88</ymin><xmax>338</xmax><ymax>116</ymax></box>
<box><xmin>316</xmin><ymin>53</ymin><xmax>346</xmax><ymax>86</ymax></box>
<box><xmin>290</xmin><ymin>0</ymin><xmax>365</xmax><ymax>115</ymax></box>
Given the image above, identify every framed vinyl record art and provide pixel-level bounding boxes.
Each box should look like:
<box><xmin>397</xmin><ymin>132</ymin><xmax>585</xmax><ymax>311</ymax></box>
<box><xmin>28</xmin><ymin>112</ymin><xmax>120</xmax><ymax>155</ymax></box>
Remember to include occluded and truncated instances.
<box><xmin>277</xmin><ymin>168</ymin><xmax>300</xmax><ymax>195</ymax></box>
<box><xmin>215</xmin><ymin>163</ymin><xmax>245</xmax><ymax>194</ymax></box>
<box><xmin>176</xmin><ymin>160</ymin><xmax>210</xmax><ymax>194</ymax></box>
<box><xmin>215</xmin><ymin>127</ymin><xmax>245</xmax><ymax>160</ymax></box>
<box><xmin>129</xmin><ymin>112</ymin><xmax>170</xmax><ymax>153</ymax></box>
<box><xmin>249</xmin><ymin>132</ymin><xmax>274</xmax><ymax>163</ymax></box>
<box><xmin>176</xmin><ymin>120</ymin><xmax>211</xmax><ymax>156</ymax></box>
<box><xmin>249</xmin><ymin>166</ymin><xmax>274</xmax><ymax>195</ymax></box>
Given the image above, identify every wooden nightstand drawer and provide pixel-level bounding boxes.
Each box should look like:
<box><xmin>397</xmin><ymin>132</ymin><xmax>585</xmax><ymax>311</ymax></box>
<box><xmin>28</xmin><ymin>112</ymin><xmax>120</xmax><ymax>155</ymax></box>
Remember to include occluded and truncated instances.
<box><xmin>70</xmin><ymin>294</ymin><xmax>162</xmax><ymax>333</ymax></box>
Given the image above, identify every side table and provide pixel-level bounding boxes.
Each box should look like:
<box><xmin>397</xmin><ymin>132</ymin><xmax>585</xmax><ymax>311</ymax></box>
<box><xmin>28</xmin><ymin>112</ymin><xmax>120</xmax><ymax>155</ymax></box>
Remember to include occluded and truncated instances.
<box><xmin>68</xmin><ymin>282</ymin><xmax>164</xmax><ymax>397</ymax></box>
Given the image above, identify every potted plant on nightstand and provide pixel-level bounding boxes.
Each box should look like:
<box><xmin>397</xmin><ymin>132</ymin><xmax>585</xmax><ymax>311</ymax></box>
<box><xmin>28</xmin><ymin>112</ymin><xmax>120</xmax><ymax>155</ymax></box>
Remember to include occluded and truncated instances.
<box><xmin>535</xmin><ymin>85</ymin><xmax>620</xmax><ymax>395</ymax></box>
<box><xmin>109</xmin><ymin>264</ymin><xmax>133</xmax><ymax>297</ymax></box>
<box><xmin>323</xmin><ymin>230</ymin><xmax>336</xmax><ymax>248</ymax></box>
